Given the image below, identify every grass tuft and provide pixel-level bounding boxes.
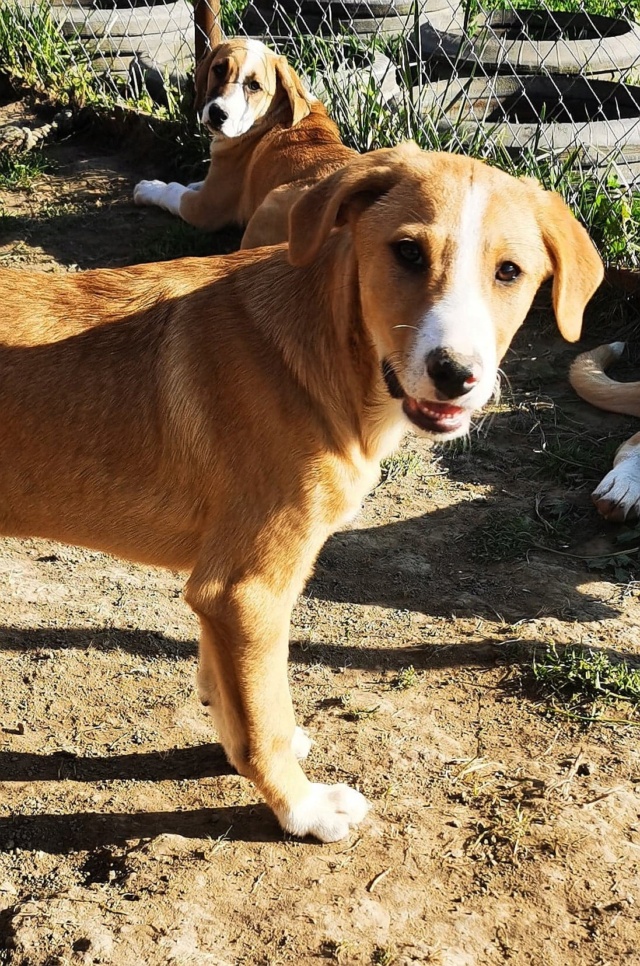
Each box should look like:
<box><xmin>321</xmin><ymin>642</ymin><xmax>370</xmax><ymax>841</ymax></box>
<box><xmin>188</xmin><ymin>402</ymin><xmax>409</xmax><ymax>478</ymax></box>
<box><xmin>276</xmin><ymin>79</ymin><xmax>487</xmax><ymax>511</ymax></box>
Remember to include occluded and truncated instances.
<box><xmin>533</xmin><ymin>643</ymin><xmax>640</xmax><ymax>705</ymax></box>
<box><xmin>379</xmin><ymin>451</ymin><xmax>423</xmax><ymax>484</ymax></box>
<box><xmin>470</xmin><ymin>511</ymin><xmax>539</xmax><ymax>562</ymax></box>
<box><xmin>0</xmin><ymin>150</ymin><xmax>52</xmax><ymax>191</ymax></box>
<box><xmin>393</xmin><ymin>665</ymin><xmax>419</xmax><ymax>690</ymax></box>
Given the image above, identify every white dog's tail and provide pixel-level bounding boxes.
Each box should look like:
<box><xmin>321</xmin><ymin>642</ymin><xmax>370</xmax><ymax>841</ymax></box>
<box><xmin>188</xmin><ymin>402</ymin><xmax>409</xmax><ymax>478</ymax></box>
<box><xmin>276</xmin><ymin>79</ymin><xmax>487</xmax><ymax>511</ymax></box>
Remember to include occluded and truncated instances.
<box><xmin>569</xmin><ymin>342</ymin><xmax>640</xmax><ymax>418</ymax></box>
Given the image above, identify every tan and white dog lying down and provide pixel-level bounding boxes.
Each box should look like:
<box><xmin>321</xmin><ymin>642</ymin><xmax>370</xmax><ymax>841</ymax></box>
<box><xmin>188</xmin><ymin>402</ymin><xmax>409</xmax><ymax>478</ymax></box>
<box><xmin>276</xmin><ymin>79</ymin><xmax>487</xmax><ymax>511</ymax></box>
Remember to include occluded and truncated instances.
<box><xmin>134</xmin><ymin>37</ymin><xmax>355</xmax><ymax>249</ymax></box>
<box><xmin>1</xmin><ymin>145</ymin><xmax>603</xmax><ymax>841</ymax></box>
<box><xmin>570</xmin><ymin>342</ymin><xmax>640</xmax><ymax>521</ymax></box>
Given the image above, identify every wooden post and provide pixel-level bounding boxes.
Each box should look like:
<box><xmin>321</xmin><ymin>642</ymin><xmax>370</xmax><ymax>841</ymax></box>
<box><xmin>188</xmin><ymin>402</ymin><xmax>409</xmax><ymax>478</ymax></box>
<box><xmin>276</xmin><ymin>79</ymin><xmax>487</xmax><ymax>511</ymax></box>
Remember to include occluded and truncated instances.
<box><xmin>194</xmin><ymin>0</ymin><xmax>222</xmax><ymax>64</ymax></box>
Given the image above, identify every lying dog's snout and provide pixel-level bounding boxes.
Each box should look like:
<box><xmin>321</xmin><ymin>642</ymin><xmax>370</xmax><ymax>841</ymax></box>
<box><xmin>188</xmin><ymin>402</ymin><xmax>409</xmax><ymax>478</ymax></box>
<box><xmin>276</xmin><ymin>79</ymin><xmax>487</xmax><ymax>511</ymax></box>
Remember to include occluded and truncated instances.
<box><xmin>426</xmin><ymin>347</ymin><xmax>480</xmax><ymax>399</ymax></box>
<box><xmin>204</xmin><ymin>102</ymin><xmax>228</xmax><ymax>129</ymax></box>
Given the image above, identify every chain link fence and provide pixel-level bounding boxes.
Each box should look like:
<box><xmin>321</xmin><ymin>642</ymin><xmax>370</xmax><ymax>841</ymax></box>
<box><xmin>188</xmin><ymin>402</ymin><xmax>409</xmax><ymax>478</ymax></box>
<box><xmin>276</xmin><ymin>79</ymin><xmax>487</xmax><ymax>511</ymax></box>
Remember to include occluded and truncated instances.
<box><xmin>2</xmin><ymin>0</ymin><xmax>640</xmax><ymax>192</ymax></box>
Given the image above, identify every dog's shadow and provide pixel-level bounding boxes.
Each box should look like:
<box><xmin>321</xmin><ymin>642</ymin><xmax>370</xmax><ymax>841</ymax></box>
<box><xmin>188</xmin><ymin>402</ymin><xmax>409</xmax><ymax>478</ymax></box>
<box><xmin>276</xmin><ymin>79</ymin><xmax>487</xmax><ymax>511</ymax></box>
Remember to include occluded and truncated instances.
<box><xmin>0</xmin><ymin>494</ymin><xmax>620</xmax><ymax>675</ymax></box>
<box><xmin>0</xmin><ymin>744</ymin><xmax>285</xmax><ymax>851</ymax></box>
<box><xmin>0</xmin><ymin>804</ymin><xmax>281</xmax><ymax>853</ymax></box>
<box><xmin>308</xmin><ymin>498</ymin><xmax>620</xmax><ymax>623</ymax></box>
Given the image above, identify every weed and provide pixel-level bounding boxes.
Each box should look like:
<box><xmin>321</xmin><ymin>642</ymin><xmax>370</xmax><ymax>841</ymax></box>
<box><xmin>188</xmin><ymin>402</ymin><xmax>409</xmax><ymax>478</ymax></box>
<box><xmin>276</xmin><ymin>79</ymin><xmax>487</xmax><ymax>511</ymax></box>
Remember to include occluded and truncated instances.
<box><xmin>340</xmin><ymin>692</ymin><xmax>380</xmax><ymax>720</ymax></box>
<box><xmin>372</xmin><ymin>947</ymin><xmax>396</xmax><ymax>966</ymax></box>
<box><xmin>393</xmin><ymin>665</ymin><xmax>419</xmax><ymax>690</ymax></box>
<box><xmin>468</xmin><ymin>801</ymin><xmax>533</xmax><ymax>860</ymax></box>
<box><xmin>469</xmin><ymin>511</ymin><xmax>540</xmax><ymax>562</ymax></box>
<box><xmin>321</xmin><ymin>938</ymin><xmax>357</xmax><ymax>962</ymax></box>
<box><xmin>379</xmin><ymin>450</ymin><xmax>423</xmax><ymax>484</ymax></box>
<box><xmin>585</xmin><ymin>525</ymin><xmax>640</xmax><ymax>583</ymax></box>
<box><xmin>532</xmin><ymin>643</ymin><xmax>640</xmax><ymax>712</ymax></box>
<box><xmin>0</xmin><ymin>1</ymin><xmax>100</xmax><ymax>108</ymax></box>
<box><xmin>538</xmin><ymin>434</ymin><xmax>623</xmax><ymax>488</ymax></box>
<box><xmin>0</xmin><ymin>150</ymin><xmax>52</xmax><ymax>191</ymax></box>
<box><xmin>485</xmin><ymin>0</ymin><xmax>640</xmax><ymax>21</ymax></box>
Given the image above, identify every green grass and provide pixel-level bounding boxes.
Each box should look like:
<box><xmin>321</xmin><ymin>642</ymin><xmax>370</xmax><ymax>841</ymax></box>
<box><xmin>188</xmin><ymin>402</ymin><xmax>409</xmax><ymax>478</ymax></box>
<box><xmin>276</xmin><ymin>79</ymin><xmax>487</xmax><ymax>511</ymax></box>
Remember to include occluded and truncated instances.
<box><xmin>379</xmin><ymin>450</ymin><xmax>423</xmax><ymax>483</ymax></box>
<box><xmin>0</xmin><ymin>150</ymin><xmax>51</xmax><ymax>191</ymax></box>
<box><xmin>0</xmin><ymin>0</ymin><xmax>178</xmax><ymax>112</ymax></box>
<box><xmin>393</xmin><ymin>665</ymin><xmax>420</xmax><ymax>690</ymax></box>
<box><xmin>532</xmin><ymin>642</ymin><xmax>640</xmax><ymax>721</ymax></box>
<box><xmin>0</xmin><ymin>0</ymin><xmax>98</xmax><ymax>108</ymax></box>
<box><xmin>470</xmin><ymin>511</ymin><xmax>540</xmax><ymax>562</ymax></box>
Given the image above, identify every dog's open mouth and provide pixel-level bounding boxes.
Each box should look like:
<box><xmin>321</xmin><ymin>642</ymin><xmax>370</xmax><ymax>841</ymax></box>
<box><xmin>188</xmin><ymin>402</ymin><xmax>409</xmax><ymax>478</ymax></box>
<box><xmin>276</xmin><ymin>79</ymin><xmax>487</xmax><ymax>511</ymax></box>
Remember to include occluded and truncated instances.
<box><xmin>382</xmin><ymin>359</ymin><xmax>470</xmax><ymax>437</ymax></box>
<box><xmin>402</xmin><ymin>396</ymin><xmax>468</xmax><ymax>434</ymax></box>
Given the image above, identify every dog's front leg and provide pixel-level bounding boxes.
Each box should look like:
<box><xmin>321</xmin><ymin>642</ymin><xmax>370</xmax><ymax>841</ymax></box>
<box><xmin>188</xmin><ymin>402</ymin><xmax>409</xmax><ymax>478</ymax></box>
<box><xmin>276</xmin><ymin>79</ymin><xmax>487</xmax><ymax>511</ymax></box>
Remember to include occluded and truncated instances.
<box><xmin>186</xmin><ymin>574</ymin><xmax>368</xmax><ymax>842</ymax></box>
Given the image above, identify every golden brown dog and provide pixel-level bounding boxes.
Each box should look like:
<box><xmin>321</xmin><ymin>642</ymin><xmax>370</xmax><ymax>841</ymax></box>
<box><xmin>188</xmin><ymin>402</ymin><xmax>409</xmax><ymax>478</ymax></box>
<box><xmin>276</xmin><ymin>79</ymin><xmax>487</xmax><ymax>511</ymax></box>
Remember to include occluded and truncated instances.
<box><xmin>570</xmin><ymin>342</ymin><xmax>640</xmax><ymax>520</ymax></box>
<box><xmin>2</xmin><ymin>145</ymin><xmax>603</xmax><ymax>841</ymax></box>
<box><xmin>133</xmin><ymin>37</ymin><xmax>355</xmax><ymax>249</ymax></box>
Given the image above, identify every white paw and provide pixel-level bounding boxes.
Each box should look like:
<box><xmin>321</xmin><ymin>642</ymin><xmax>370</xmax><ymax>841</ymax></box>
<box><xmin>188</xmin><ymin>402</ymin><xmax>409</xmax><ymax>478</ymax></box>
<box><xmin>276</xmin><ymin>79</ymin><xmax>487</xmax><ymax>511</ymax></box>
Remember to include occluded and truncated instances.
<box><xmin>291</xmin><ymin>726</ymin><xmax>313</xmax><ymax>760</ymax></box>
<box><xmin>133</xmin><ymin>179</ymin><xmax>167</xmax><ymax>206</ymax></box>
<box><xmin>593</xmin><ymin>464</ymin><xmax>640</xmax><ymax>521</ymax></box>
<box><xmin>186</xmin><ymin>180</ymin><xmax>204</xmax><ymax>192</ymax></box>
<box><xmin>277</xmin><ymin>782</ymin><xmax>369</xmax><ymax>843</ymax></box>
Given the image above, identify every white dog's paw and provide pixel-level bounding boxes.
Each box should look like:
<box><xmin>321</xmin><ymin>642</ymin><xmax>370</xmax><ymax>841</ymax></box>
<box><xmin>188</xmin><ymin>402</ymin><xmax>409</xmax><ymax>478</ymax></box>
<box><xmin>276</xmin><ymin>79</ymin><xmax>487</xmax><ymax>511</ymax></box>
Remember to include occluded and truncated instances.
<box><xmin>291</xmin><ymin>726</ymin><xmax>313</xmax><ymax>760</ymax></box>
<box><xmin>278</xmin><ymin>783</ymin><xmax>369</xmax><ymax>843</ymax></box>
<box><xmin>593</xmin><ymin>464</ymin><xmax>640</xmax><ymax>521</ymax></box>
<box><xmin>186</xmin><ymin>180</ymin><xmax>204</xmax><ymax>192</ymax></box>
<box><xmin>133</xmin><ymin>179</ymin><xmax>167</xmax><ymax>206</ymax></box>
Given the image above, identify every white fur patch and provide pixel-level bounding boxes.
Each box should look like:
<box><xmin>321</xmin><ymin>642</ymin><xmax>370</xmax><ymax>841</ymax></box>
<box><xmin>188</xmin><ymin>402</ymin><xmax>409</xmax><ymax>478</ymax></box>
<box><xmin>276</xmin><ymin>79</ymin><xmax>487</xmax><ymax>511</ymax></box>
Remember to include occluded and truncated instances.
<box><xmin>134</xmin><ymin>180</ymin><xmax>189</xmax><ymax>218</ymax></box>
<box><xmin>276</xmin><ymin>782</ymin><xmax>369</xmax><ymax>842</ymax></box>
<box><xmin>204</xmin><ymin>40</ymin><xmax>269</xmax><ymax>138</ymax></box>
<box><xmin>406</xmin><ymin>181</ymin><xmax>496</xmax><ymax>410</ymax></box>
<box><xmin>593</xmin><ymin>449</ymin><xmax>640</xmax><ymax>519</ymax></box>
<box><xmin>291</xmin><ymin>726</ymin><xmax>313</xmax><ymax>760</ymax></box>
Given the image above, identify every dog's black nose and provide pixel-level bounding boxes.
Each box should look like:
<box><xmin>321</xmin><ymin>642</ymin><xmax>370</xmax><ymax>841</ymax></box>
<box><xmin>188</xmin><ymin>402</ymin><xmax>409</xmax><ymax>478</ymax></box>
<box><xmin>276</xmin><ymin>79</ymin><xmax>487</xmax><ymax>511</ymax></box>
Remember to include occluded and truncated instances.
<box><xmin>206</xmin><ymin>103</ymin><xmax>228</xmax><ymax>129</ymax></box>
<box><xmin>426</xmin><ymin>347</ymin><xmax>479</xmax><ymax>399</ymax></box>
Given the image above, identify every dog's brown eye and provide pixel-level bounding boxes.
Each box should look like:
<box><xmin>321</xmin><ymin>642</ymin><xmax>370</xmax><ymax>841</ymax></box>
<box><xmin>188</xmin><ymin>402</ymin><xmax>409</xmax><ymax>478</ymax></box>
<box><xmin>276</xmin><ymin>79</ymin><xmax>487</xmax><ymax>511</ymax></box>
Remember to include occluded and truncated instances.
<box><xmin>496</xmin><ymin>261</ymin><xmax>521</xmax><ymax>282</ymax></box>
<box><xmin>212</xmin><ymin>62</ymin><xmax>226</xmax><ymax>79</ymax></box>
<box><xmin>394</xmin><ymin>240</ymin><xmax>424</xmax><ymax>268</ymax></box>
<box><xmin>247</xmin><ymin>79</ymin><xmax>262</xmax><ymax>92</ymax></box>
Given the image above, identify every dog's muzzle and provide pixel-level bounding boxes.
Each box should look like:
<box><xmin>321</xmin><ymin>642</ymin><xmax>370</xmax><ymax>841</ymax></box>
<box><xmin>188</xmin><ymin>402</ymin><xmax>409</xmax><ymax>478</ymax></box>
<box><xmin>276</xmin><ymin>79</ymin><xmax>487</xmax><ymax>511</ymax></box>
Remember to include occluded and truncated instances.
<box><xmin>202</xmin><ymin>102</ymin><xmax>228</xmax><ymax>132</ymax></box>
<box><xmin>381</xmin><ymin>358</ymin><xmax>471</xmax><ymax>437</ymax></box>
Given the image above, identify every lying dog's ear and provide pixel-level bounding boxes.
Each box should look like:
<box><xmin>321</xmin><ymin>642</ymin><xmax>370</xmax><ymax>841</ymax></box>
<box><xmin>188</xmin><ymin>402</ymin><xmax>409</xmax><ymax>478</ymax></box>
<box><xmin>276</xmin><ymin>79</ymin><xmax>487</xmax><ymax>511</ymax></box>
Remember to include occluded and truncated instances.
<box><xmin>275</xmin><ymin>57</ymin><xmax>312</xmax><ymax>126</ymax></box>
<box><xmin>288</xmin><ymin>144</ymin><xmax>421</xmax><ymax>267</ymax></box>
<box><xmin>541</xmin><ymin>192</ymin><xmax>604</xmax><ymax>342</ymax></box>
<box><xmin>194</xmin><ymin>46</ymin><xmax>221</xmax><ymax>112</ymax></box>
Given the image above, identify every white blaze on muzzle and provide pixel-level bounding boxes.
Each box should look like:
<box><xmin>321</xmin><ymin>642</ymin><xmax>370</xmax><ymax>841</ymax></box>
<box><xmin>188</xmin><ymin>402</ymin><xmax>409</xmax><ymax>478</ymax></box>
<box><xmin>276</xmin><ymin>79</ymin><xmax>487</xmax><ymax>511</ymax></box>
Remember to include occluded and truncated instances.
<box><xmin>405</xmin><ymin>181</ymin><xmax>497</xmax><ymax>410</ymax></box>
<box><xmin>202</xmin><ymin>42</ymin><xmax>270</xmax><ymax>139</ymax></box>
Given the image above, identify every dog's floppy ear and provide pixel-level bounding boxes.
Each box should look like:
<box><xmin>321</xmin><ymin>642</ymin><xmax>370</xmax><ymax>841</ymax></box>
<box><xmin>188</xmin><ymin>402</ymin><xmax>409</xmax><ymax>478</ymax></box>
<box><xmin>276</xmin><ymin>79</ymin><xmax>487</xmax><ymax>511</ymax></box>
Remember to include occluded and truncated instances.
<box><xmin>274</xmin><ymin>56</ymin><xmax>312</xmax><ymax>126</ymax></box>
<box><xmin>194</xmin><ymin>46</ymin><xmax>221</xmax><ymax>112</ymax></box>
<box><xmin>288</xmin><ymin>144</ymin><xmax>421</xmax><ymax>267</ymax></box>
<box><xmin>541</xmin><ymin>191</ymin><xmax>604</xmax><ymax>342</ymax></box>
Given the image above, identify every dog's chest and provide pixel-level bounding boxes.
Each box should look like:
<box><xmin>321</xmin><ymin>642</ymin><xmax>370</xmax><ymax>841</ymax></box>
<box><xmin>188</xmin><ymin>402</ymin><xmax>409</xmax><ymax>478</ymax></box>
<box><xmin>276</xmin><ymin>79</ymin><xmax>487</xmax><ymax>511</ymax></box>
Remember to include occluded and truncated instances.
<box><xmin>321</xmin><ymin>447</ymin><xmax>387</xmax><ymax>532</ymax></box>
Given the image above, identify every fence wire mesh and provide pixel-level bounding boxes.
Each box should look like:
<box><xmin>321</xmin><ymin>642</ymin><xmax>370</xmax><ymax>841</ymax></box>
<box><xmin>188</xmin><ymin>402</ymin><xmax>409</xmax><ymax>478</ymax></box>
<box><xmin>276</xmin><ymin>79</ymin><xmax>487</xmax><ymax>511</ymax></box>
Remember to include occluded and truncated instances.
<box><xmin>3</xmin><ymin>0</ymin><xmax>640</xmax><ymax>191</ymax></box>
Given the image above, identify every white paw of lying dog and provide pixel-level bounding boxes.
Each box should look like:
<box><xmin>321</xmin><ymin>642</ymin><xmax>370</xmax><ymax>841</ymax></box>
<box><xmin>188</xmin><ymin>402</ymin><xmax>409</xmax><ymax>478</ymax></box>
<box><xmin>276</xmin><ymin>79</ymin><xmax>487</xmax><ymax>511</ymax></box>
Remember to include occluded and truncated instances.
<box><xmin>277</xmin><ymin>783</ymin><xmax>369</xmax><ymax>843</ymax></box>
<box><xmin>134</xmin><ymin>180</ymin><xmax>200</xmax><ymax>218</ymax></box>
<box><xmin>592</xmin><ymin>457</ymin><xmax>640</xmax><ymax>521</ymax></box>
<box><xmin>133</xmin><ymin>179</ymin><xmax>167</xmax><ymax>206</ymax></box>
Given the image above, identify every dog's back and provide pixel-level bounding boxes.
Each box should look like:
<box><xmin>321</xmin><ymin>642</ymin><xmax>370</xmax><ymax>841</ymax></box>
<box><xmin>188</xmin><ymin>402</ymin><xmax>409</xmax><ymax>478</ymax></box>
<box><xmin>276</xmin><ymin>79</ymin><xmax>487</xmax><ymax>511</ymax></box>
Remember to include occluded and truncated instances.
<box><xmin>249</xmin><ymin>99</ymin><xmax>355</xmax><ymax>188</ymax></box>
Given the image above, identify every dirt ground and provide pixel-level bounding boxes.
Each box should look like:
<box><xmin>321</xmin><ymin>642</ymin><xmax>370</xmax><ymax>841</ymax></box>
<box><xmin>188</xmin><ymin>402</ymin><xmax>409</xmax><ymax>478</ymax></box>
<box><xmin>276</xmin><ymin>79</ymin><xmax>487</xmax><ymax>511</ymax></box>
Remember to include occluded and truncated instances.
<box><xmin>1</xmin><ymin>94</ymin><xmax>640</xmax><ymax>966</ymax></box>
